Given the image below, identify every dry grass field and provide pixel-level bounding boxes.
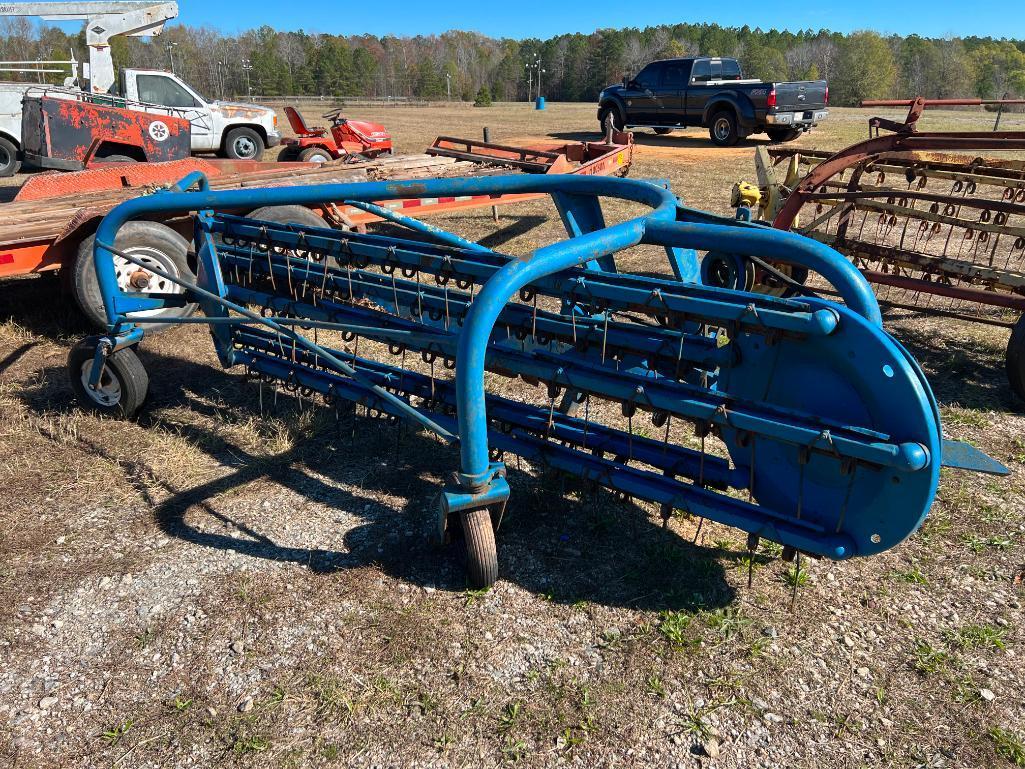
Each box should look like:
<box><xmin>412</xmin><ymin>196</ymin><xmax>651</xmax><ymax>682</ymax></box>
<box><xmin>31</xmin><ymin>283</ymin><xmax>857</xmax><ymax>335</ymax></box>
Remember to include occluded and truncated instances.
<box><xmin>1</xmin><ymin>102</ymin><xmax>1024</xmax><ymax>768</ymax></box>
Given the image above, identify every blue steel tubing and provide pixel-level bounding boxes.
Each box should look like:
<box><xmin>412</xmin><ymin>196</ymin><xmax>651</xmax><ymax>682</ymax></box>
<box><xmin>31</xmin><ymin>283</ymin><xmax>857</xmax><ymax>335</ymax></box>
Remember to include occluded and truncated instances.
<box><xmin>451</xmin><ymin>208</ymin><xmax>882</xmax><ymax>487</ymax></box>
<box><xmin>92</xmin><ymin>174</ymin><xmax>679</xmax><ymax>327</ymax></box>
<box><xmin>342</xmin><ymin>200</ymin><xmax>494</xmax><ymax>253</ymax></box>
<box><xmin>94</xmin><ymin>238</ymin><xmax>457</xmax><ymax>441</ymax></box>
<box><xmin>222</xmin><ymin>280</ymin><xmax>919</xmax><ymax>471</ymax></box>
<box><xmin>213</xmin><ymin>236</ymin><xmax>840</xmax><ymax>337</ymax></box>
<box><xmin>644</xmin><ymin>219</ymin><xmax>883</xmax><ymax>326</ymax></box>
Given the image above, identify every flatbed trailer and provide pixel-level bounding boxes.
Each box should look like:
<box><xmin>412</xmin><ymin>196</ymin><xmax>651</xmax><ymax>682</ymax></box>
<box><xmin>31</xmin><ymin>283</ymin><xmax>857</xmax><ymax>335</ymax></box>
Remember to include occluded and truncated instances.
<box><xmin>0</xmin><ymin>132</ymin><xmax>633</xmax><ymax>325</ymax></box>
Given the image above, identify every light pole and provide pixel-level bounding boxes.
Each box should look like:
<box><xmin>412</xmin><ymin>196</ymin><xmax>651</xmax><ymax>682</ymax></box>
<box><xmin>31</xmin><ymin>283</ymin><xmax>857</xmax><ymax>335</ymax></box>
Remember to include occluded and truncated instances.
<box><xmin>165</xmin><ymin>41</ymin><xmax>177</xmax><ymax>74</ymax></box>
<box><xmin>445</xmin><ymin>72</ymin><xmax>451</xmax><ymax>101</ymax></box>
<box><xmin>526</xmin><ymin>55</ymin><xmax>544</xmax><ymax>102</ymax></box>
<box><xmin>216</xmin><ymin>60</ymin><xmax>224</xmax><ymax>99</ymax></box>
<box><xmin>241</xmin><ymin>58</ymin><xmax>253</xmax><ymax>98</ymax></box>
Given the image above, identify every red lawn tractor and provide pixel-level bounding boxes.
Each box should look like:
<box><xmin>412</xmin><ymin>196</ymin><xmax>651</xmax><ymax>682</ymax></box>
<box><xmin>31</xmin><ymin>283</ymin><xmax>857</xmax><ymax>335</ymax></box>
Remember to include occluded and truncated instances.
<box><xmin>278</xmin><ymin>106</ymin><xmax>393</xmax><ymax>163</ymax></box>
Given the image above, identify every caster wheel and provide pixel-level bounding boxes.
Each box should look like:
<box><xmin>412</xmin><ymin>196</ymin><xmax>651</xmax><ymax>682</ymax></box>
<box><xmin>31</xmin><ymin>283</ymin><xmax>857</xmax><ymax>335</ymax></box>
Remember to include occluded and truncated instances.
<box><xmin>461</xmin><ymin>507</ymin><xmax>498</xmax><ymax>588</ymax></box>
<box><xmin>68</xmin><ymin>340</ymin><xmax>148</xmax><ymax>419</ymax></box>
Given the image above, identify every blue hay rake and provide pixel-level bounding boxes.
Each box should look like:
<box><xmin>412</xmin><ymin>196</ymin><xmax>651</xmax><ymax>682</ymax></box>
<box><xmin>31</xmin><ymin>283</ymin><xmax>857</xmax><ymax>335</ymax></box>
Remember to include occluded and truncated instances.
<box><xmin>69</xmin><ymin>173</ymin><xmax>1006</xmax><ymax>587</ymax></box>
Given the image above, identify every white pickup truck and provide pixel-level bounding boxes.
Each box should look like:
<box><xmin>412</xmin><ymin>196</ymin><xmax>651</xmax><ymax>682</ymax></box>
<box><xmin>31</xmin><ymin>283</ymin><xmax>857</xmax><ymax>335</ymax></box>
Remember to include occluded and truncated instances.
<box><xmin>0</xmin><ymin>67</ymin><xmax>281</xmax><ymax>175</ymax></box>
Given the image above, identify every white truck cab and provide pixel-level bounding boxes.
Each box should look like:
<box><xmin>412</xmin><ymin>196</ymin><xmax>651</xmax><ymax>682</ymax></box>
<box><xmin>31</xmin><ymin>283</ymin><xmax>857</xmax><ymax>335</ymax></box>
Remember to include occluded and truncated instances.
<box><xmin>0</xmin><ymin>2</ymin><xmax>280</xmax><ymax>173</ymax></box>
<box><xmin>118</xmin><ymin>68</ymin><xmax>280</xmax><ymax>159</ymax></box>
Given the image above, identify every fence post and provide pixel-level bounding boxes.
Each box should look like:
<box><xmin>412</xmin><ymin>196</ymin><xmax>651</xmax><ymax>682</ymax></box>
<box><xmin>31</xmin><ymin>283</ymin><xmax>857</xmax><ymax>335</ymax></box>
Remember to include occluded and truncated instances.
<box><xmin>484</xmin><ymin>127</ymin><xmax>499</xmax><ymax>222</ymax></box>
<box><xmin>994</xmin><ymin>92</ymin><xmax>1009</xmax><ymax>132</ymax></box>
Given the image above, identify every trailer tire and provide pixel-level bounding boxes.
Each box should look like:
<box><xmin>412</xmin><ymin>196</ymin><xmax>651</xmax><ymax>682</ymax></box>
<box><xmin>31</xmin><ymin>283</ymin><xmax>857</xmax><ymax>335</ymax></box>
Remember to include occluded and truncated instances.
<box><xmin>461</xmin><ymin>507</ymin><xmax>498</xmax><ymax>588</ymax></box>
<box><xmin>224</xmin><ymin>127</ymin><xmax>265</xmax><ymax>160</ymax></box>
<box><xmin>68</xmin><ymin>340</ymin><xmax>148</xmax><ymax>419</ymax></box>
<box><xmin>653</xmin><ymin>127</ymin><xmax>674</xmax><ymax>135</ymax></box>
<box><xmin>298</xmin><ymin>146</ymin><xmax>334</xmax><ymax>163</ymax></box>
<box><xmin>95</xmin><ymin>154</ymin><xmax>137</xmax><ymax>163</ymax></box>
<box><xmin>0</xmin><ymin>136</ymin><xmax>20</xmax><ymax>177</ymax></box>
<box><xmin>246</xmin><ymin>205</ymin><xmax>325</xmax><ymax>228</ymax></box>
<box><xmin>709</xmin><ymin>109</ymin><xmax>739</xmax><ymax>147</ymax></box>
<box><xmin>1005</xmin><ymin>314</ymin><xmax>1025</xmax><ymax>402</ymax></box>
<box><xmin>767</xmin><ymin>128</ymin><xmax>801</xmax><ymax>143</ymax></box>
<box><xmin>71</xmin><ymin>221</ymin><xmax>196</xmax><ymax>332</ymax></box>
<box><xmin>277</xmin><ymin>145</ymin><xmax>301</xmax><ymax>162</ymax></box>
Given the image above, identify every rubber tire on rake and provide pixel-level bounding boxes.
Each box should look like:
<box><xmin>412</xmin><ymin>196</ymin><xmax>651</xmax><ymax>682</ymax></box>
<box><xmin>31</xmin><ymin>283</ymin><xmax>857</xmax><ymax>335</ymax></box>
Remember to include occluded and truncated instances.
<box><xmin>68</xmin><ymin>340</ymin><xmax>148</xmax><ymax>419</ymax></box>
<box><xmin>461</xmin><ymin>507</ymin><xmax>498</xmax><ymax>589</ymax></box>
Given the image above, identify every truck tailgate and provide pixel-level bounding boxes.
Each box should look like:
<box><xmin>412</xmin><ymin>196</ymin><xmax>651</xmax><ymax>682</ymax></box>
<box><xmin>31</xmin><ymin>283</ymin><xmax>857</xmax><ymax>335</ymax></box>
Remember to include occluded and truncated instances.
<box><xmin>773</xmin><ymin>81</ymin><xmax>827</xmax><ymax>111</ymax></box>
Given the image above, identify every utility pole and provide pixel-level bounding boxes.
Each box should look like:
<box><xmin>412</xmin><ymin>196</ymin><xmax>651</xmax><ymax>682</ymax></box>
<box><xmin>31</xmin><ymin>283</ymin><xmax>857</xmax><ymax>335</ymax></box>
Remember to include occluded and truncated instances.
<box><xmin>525</xmin><ymin>62</ymin><xmax>532</xmax><ymax>102</ymax></box>
<box><xmin>165</xmin><ymin>40</ymin><xmax>177</xmax><ymax>74</ymax></box>
<box><xmin>216</xmin><ymin>59</ymin><xmax>224</xmax><ymax>99</ymax></box>
<box><xmin>445</xmin><ymin>72</ymin><xmax>451</xmax><ymax>101</ymax></box>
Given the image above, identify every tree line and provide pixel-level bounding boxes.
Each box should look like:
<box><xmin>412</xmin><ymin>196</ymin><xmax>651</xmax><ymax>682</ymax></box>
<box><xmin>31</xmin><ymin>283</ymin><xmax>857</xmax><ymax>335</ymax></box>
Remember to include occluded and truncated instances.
<box><xmin>0</xmin><ymin>17</ymin><xmax>1023</xmax><ymax>106</ymax></box>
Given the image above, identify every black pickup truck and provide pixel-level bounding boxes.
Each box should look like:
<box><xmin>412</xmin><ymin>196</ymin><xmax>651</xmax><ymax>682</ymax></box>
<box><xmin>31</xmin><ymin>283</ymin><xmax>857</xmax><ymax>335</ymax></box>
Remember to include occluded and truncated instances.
<box><xmin>597</xmin><ymin>57</ymin><xmax>829</xmax><ymax>146</ymax></box>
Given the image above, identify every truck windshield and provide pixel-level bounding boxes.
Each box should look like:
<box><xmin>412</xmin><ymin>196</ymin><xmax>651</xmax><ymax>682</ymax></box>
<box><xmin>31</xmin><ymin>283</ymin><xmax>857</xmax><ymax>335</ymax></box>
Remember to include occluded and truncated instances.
<box><xmin>137</xmin><ymin>74</ymin><xmax>200</xmax><ymax>109</ymax></box>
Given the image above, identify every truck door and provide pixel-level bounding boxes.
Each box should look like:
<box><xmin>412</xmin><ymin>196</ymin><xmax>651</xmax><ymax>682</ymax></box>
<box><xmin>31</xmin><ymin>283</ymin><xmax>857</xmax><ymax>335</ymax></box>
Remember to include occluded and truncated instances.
<box><xmin>654</xmin><ymin>60</ymin><xmax>690</xmax><ymax>124</ymax></box>
<box><xmin>622</xmin><ymin>62</ymin><xmax>662</xmax><ymax>124</ymax></box>
<box><xmin>134</xmin><ymin>73</ymin><xmax>214</xmax><ymax>152</ymax></box>
<box><xmin>685</xmin><ymin>59</ymin><xmax>713</xmax><ymax>126</ymax></box>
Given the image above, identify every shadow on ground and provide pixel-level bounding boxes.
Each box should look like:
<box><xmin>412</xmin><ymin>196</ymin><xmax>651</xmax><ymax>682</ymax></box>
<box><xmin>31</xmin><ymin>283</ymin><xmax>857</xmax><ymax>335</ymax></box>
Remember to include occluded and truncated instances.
<box><xmin>19</xmin><ymin>346</ymin><xmax>738</xmax><ymax>613</ymax></box>
<box><xmin>0</xmin><ymin>273</ymin><xmax>92</xmax><ymax>343</ymax></box>
<box><xmin>882</xmin><ymin>306</ymin><xmax>1016</xmax><ymax>412</ymax></box>
<box><xmin>547</xmin><ymin>129</ymin><xmax>775</xmax><ymax>149</ymax></box>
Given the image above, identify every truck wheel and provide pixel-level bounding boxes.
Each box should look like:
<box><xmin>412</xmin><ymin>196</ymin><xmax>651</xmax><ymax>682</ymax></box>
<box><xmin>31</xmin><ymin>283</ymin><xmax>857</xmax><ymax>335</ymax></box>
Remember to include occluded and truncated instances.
<box><xmin>1006</xmin><ymin>314</ymin><xmax>1025</xmax><ymax>402</ymax></box>
<box><xmin>68</xmin><ymin>340</ymin><xmax>148</xmax><ymax>419</ymax></box>
<box><xmin>71</xmin><ymin>221</ymin><xmax>196</xmax><ymax>332</ymax></box>
<box><xmin>653</xmin><ymin>127</ymin><xmax>674</xmax><ymax>135</ymax></box>
<box><xmin>0</xmin><ymin>136</ymin><xmax>21</xmax><ymax>177</ymax></box>
<box><xmin>298</xmin><ymin>145</ymin><xmax>334</xmax><ymax>164</ymax></box>
<box><xmin>224</xmin><ymin>127</ymin><xmax>265</xmax><ymax>160</ymax></box>
<box><xmin>598</xmin><ymin>105</ymin><xmax>625</xmax><ymax>133</ymax></box>
<box><xmin>767</xmin><ymin>128</ymin><xmax>801</xmax><ymax>143</ymax></box>
<box><xmin>709</xmin><ymin>110</ymin><xmax>739</xmax><ymax>147</ymax></box>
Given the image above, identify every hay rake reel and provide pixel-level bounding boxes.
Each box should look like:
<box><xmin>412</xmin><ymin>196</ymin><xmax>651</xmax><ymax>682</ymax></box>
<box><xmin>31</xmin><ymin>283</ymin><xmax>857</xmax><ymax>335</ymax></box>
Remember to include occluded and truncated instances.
<box><xmin>70</xmin><ymin>172</ymin><xmax>1005</xmax><ymax>587</ymax></box>
<box><xmin>734</xmin><ymin>97</ymin><xmax>1025</xmax><ymax>398</ymax></box>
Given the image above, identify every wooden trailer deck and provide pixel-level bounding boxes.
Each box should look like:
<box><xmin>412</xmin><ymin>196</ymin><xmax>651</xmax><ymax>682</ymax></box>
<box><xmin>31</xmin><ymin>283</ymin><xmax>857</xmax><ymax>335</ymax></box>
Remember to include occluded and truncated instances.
<box><xmin>0</xmin><ymin>133</ymin><xmax>634</xmax><ymax>279</ymax></box>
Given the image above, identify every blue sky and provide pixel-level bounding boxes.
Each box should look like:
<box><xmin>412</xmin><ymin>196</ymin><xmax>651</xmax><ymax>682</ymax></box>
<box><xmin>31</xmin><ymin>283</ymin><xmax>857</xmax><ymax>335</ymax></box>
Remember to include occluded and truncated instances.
<box><xmin>169</xmin><ymin>0</ymin><xmax>1017</xmax><ymax>39</ymax></box>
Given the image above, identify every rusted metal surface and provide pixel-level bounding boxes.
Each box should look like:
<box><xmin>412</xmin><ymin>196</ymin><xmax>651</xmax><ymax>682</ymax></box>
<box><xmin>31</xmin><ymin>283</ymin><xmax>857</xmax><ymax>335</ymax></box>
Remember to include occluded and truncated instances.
<box><xmin>765</xmin><ymin>110</ymin><xmax>1025</xmax><ymax>316</ymax></box>
<box><xmin>21</xmin><ymin>94</ymin><xmax>191</xmax><ymax>171</ymax></box>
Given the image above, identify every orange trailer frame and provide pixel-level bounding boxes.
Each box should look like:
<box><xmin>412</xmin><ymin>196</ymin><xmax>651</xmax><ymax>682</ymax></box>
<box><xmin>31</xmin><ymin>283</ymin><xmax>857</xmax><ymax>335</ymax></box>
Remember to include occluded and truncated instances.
<box><xmin>0</xmin><ymin>132</ymin><xmax>634</xmax><ymax>282</ymax></box>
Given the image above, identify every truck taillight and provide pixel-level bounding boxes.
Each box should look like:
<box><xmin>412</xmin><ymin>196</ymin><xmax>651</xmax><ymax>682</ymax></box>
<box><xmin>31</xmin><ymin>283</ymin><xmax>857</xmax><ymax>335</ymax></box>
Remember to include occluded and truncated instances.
<box><xmin>824</xmin><ymin>86</ymin><xmax>829</xmax><ymax>105</ymax></box>
<box><xmin>767</xmin><ymin>88</ymin><xmax>776</xmax><ymax>108</ymax></box>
